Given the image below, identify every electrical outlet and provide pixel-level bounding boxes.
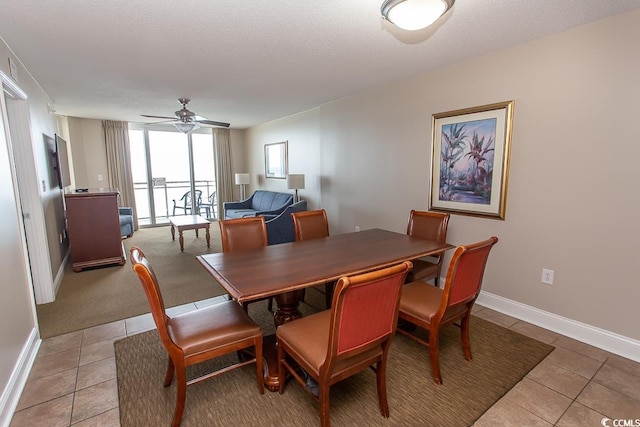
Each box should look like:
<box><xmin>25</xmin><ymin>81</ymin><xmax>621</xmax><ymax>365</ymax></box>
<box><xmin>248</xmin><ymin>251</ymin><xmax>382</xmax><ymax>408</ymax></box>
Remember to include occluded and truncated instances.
<box><xmin>354</xmin><ymin>226</ymin><xmax>360</xmax><ymax>232</ymax></box>
<box><xmin>541</xmin><ymin>269</ymin><xmax>554</xmax><ymax>285</ymax></box>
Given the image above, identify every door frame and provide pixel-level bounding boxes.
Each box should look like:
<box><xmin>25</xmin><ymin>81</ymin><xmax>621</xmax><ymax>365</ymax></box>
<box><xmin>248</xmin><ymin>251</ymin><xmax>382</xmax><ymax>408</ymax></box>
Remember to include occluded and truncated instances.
<box><xmin>1</xmin><ymin>71</ymin><xmax>55</xmax><ymax>304</ymax></box>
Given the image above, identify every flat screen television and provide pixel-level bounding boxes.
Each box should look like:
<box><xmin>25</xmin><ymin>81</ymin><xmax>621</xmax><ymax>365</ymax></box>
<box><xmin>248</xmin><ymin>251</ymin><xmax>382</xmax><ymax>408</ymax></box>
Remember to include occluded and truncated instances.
<box><xmin>54</xmin><ymin>134</ymin><xmax>72</xmax><ymax>189</ymax></box>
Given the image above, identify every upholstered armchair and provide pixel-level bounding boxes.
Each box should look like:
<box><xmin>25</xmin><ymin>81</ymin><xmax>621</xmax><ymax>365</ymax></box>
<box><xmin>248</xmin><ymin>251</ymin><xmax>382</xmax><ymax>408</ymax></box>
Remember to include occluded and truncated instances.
<box><xmin>119</xmin><ymin>207</ymin><xmax>134</xmax><ymax>237</ymax></box>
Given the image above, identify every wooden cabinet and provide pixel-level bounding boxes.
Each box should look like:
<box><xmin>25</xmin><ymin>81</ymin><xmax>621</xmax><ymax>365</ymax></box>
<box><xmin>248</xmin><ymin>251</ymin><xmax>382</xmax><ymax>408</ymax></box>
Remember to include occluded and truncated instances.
<box><xmin>64</xmin><ymin>189</ymin><xmax>126</xmax><ymax>272</ymax></box>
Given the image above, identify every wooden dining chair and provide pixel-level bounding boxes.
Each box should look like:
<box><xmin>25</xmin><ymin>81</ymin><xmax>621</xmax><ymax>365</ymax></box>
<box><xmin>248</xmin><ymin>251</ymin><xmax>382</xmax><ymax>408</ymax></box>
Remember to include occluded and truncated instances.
<box><xmin>397</xmin><ymin>236</ymin><xmax>498</xmax><ymax>384</ymax></box>
<box><xmin>277</xmin><ymin>261</ymin><xmax>412</xmax><ymax>427</ymax></box>
<box><xmin>291</xmin><ymin>209</ymin><xmax>334</xmax><ymax>308</ymax></box>
<box><xmin>405</xmin><ymin>210</ymin><xmax>450</xmax><ymax>287</ymax></box>
<box><xmin>130</xmin><ymin>246</ymin><xmax>264</xmax><ymax>427</ymax></box>
<box><xmin>219</xmin><ymin>216</ymin><xmax>274</xmax><ymax>311</ymax></box>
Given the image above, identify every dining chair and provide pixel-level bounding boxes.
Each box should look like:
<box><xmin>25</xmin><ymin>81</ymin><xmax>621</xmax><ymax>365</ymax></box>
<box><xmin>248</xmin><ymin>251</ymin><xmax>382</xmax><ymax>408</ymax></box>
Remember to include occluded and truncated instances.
<box><xmin>397</xmin><ymin>236</ymin><xmax>498</xmax><ymax>384</ymax></box>
<box><xmin>219</xmin><ymin>216</ymin><xmax>275</xmax><ymax>312</ymax></box>
<box><xmin>291</xmin><ymin>209</ymin><xmax>334</xmax><ymax>308</ymax></box>
<box><xmin>130</xmin><ymin>246</ymin><xmax>264</xmax><ymax>427</ymax></box>
<box><xmin>277</xmin><ymin>261</ymin><xmax>412</xmax><ymax>427</ymax></box>
<box><xmin>172</xmin><ymin>189</ymin><xmax>202</xmax><ymax>216</ymax></box>
<box><xmin>405</xmin><ymin>210</ymin><xmax>450</xmax><ymax>287</ymax></box>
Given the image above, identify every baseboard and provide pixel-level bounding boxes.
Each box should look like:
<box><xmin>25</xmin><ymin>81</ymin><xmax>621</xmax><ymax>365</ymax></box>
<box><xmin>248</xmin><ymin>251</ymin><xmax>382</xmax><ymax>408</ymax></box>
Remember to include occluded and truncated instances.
<box><xmin>53</xmin><ymin>250</ymin><xmax>70</xmax><ymax>296</ymax></box>
<box><xmin>476</xmin><ymin>290</ymin><xmax>640</xmax><ymax>363</ymax></box>
<box><xmin>0</xmin><ymin>327</ymin><xmax>40</xmax><ymax>427</ymax></box>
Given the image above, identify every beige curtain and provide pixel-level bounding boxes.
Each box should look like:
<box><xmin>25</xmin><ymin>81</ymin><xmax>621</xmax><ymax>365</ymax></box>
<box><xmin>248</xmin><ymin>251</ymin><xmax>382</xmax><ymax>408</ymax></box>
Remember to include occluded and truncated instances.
<box><xmin>213</xmin><ymin>128</ymin><xmax>234</xmax><ymax>219</ymax></box>
<box><xmin>103</xmin><ymin>120</ymin><xmax>138</xmax><ymax>230</ymax></box>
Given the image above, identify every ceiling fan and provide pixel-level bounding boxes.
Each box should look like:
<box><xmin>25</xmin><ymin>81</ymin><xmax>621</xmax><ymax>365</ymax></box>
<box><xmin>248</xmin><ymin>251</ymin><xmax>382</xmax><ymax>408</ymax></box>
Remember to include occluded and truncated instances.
<box><xmin>141</xmin><ymin>98</ymin><xmax>230</xmax><ymax>133</ymax></box>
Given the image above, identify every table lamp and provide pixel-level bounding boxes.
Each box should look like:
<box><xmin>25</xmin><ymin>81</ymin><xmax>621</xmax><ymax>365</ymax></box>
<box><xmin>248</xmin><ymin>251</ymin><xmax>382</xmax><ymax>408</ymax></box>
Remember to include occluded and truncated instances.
<box><xmin>235</xmin><ymin>173</ymin><xmax>250</xmax><ymax>200</ymax></box>
<box><xmin>287</xmin><ymin>174</ymin><xmax>305</xmax><ymax>203</ymax></box>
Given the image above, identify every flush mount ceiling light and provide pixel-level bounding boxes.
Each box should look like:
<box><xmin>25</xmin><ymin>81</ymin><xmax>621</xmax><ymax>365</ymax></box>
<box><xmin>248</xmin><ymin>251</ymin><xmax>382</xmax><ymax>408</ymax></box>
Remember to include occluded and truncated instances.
<box><xmin>174</xmin><ymin>121</ymin><xmax>200</xmax><ymax>133</ymax></box>
<box><xmin>381</xmin><ymin>0</ymin><xmax>455</xmax><ymax>31</ymax></box>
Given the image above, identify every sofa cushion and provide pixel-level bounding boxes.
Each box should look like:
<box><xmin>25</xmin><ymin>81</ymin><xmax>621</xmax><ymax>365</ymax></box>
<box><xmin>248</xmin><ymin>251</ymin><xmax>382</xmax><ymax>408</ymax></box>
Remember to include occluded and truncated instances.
<box><xmin>251</xmin><ymin>191</ymin><xmax>293</xmax><ymax>211</ymax></box>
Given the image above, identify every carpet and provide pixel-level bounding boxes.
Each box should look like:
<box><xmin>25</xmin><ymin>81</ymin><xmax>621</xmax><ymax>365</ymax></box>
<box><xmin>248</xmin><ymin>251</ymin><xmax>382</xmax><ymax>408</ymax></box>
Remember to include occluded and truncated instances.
<box><xmin>37</xmin><ymin>224</ymin><xmax>227</xmax><ymax>338</ymax></box>
<box><xmin>115</xmin><ymin>298</ymin><xmax>554</xmax><ymax>427</ymax></box>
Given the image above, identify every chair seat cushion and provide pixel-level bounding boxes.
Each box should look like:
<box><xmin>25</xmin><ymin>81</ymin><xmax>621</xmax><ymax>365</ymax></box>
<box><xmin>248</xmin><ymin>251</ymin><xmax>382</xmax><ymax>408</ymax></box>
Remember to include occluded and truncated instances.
<box><xmin>405</xmin><ymin>258</ymin><xmax>438</xmax><ymax>283</ymax></box>
<box><xmin>168</xmin><ymin>301</ymin><xmax>261</xmax><ymax>357</ymax></box>
<box><xmin>276</xmin><ymin>310</ymin><xmax>382</xmax><ymax>378</ymax></box>
<box><xmin>400</xmin><ymin>281</ymin><xmax>468</xmax><ymax>325</ymax></box>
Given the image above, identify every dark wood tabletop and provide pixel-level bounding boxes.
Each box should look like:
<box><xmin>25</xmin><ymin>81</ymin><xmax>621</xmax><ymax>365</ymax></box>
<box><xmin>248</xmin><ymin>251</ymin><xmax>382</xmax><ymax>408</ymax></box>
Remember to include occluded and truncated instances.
<box><xmin>197</xmin><ymin>228</ymin><xmax>453</xmax><ymax>304</ymax></box>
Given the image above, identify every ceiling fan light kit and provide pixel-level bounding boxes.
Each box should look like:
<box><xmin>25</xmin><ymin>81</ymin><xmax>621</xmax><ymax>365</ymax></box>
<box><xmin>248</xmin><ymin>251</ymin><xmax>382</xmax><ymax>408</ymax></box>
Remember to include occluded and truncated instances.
<box><xmin>381</xmin><ymin>0</ymin><xmax>455</xmax><ymax>31</ymax></box>
<box><xmin>174</xmin><ymin>121</ymin><xmax>199</xmax><ymax>133</ymax></box>
<box><xmin>141</xmin><ymin>98</ymin><xmax>230</xmax><ymax>132</ymax></box>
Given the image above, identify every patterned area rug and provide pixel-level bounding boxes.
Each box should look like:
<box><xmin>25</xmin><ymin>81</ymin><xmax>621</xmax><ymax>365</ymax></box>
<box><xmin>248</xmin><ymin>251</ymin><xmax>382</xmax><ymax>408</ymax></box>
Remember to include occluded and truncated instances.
<box><xmin>115</xmin><ymin>297</ymin><xmax>553</xmax><ymax>427</ymax></box>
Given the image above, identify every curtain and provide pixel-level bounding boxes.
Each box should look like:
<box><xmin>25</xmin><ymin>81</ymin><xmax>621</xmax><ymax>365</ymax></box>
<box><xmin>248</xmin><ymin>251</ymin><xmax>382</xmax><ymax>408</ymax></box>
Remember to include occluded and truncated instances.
<box><xmin>213</xmin><ymin>128</ymin><xmax>234</xmax><ymax>219</ymax></box>
<box><xmin>103</xmin><ymin>120</ymin><xmax>138</xmax><ymax>230</ymax></box>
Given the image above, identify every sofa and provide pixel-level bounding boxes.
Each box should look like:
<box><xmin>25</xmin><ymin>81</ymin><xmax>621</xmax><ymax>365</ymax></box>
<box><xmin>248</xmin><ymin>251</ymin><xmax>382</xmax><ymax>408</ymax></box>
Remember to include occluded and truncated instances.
<box><xmin>264</xmin><ymin>200</ymin><xmax>308</xmax><ymax>245</ymax></box>
<box><xmin>119</xmin><ymin>207</ymin><xmax>134</xmax><ymax>238</ymax></box>
<box><xmin>223</xmin><ymin>190</ymin><xmax>294</xmax><ymax>219</ymax></box>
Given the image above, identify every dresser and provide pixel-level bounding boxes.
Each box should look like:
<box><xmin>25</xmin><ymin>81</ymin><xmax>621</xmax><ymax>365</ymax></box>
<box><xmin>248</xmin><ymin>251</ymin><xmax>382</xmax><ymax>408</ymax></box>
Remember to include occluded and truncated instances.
<box><xmin>64</xmin><ymin>188</ymin><xmax>126</xmax><ymax>272</ymax></box>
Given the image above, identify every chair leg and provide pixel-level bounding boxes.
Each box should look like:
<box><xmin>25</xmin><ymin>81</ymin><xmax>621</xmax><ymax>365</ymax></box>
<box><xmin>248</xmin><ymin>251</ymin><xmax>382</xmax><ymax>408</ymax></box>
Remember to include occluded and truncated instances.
<box><xmin>267</xmin><ymin>297</ymin><xmax>273</xmax><ymax>312</ymax></box>
<box><xmin>376</xmin><ymin>358</ymin><xmax>390</xmax><ymax>417</ymax></box>
<box><xmin>461</xmin><ymin>313</ymin><xmax>472</xmax><ymax>361</ymax></box>
<box><xmin>429</xmin><ymin>331</ymin><xmax>442</xmax><ymax>385</ymax></box>
<box><xmin>318</xmin><ymin>382</ymin><xmax>331</xmax><ymax>427</ymax></box>
<box><xmin>277</xmin><ymin>344</ymin><xmax>286</xmax><ymax>394</ymax></box>
<box><xmin>164</xmin><ymin>357</ymin><xmax>175</xmax><ymax>387</ymax></box>
<box><xmin>255</xmin><ymin>338</ymin><xmax>265</xmax><ymax>394</ymax></box>
<box><xmin>172</xmin><ymin>363</ymin><xmax>187</xmax><ymax>427</ymax></box>
<box><xmin>324</xmin><ymin>282</ymin><xmax>335</xmax><ymax>309</ymax></box>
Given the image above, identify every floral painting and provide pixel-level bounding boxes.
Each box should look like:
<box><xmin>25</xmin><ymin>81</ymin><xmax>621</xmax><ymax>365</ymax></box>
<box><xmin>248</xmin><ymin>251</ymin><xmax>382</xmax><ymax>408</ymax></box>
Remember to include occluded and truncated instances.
<box><xmin>430</xmin><ymin>101</ymin><xmax>514</xmax><ymax>219</ymax></box>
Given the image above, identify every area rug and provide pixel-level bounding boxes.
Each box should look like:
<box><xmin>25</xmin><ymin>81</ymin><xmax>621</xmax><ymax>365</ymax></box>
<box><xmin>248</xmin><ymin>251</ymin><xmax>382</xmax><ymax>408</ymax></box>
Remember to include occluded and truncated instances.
<box><xmin>115</xmin><ymin>299</ymin><xmax>553</xmax><ymax>426</ymax></box>
<box><xmin>37</xmin><ymin>225</ymin><xmax>226</xmax><ymax>338</ymax></box>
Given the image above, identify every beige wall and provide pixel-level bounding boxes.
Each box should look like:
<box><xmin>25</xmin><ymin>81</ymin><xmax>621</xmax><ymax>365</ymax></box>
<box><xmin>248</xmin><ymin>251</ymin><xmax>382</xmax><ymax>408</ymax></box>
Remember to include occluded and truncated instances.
<box><xmin>246</xmin><ymin>10</ymin><xmax>640</xmax><ymax>341</ymax></box>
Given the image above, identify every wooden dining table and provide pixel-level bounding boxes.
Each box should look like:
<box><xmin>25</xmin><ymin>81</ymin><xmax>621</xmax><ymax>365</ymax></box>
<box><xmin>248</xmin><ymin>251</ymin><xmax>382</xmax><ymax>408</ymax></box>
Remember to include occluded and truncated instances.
<box><xmin>197</xmin><ymin>227</ymin><xmax>453</xmax><ymax>390</ymax></box>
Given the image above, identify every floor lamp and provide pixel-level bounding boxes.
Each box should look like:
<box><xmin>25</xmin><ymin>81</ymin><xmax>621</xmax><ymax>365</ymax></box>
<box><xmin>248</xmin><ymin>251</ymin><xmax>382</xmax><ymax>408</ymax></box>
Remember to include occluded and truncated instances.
<box><xmin>287</xmin><ymin>174</ymin><xmax>305</xmax><ymax>203</ymax></box>
<box><xmin>235</xmin><ymin>173</ymin><xmax>250</xmax><ymax>200</ymax></box>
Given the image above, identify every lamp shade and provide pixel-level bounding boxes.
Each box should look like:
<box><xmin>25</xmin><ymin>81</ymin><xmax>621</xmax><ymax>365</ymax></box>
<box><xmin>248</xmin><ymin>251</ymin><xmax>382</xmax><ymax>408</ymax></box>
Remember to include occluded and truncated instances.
<box><xmin>286</xmin><ymin>174</ymin><xmax>305</xmax><ymax>190</ymax></box>
<box><xmin>235</xmin><ymin>173</ymin><xmax>250</xmax><ymax>185</ymax></box>
<box><xmin>381</xmin><ymin>0</ymin><xmax>454</xmax><ymax>31</ymax></box>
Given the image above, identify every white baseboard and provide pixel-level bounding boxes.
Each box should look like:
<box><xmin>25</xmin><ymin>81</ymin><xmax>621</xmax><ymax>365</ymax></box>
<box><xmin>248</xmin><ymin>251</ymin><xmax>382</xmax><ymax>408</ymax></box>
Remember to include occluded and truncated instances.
<box><xmin>476</xmin><ymin>290</ymin><xmax>640</xmax><ymax>363</ymax></box>
<box><xmin>53</xmin><ymin>250</ymin><xmax>70</xmax><ymax>296</ymax></box>
<box><xmin>0</xmin><ymin>328</ymin><xmax>40</xmax><ymax>427</ymax></box>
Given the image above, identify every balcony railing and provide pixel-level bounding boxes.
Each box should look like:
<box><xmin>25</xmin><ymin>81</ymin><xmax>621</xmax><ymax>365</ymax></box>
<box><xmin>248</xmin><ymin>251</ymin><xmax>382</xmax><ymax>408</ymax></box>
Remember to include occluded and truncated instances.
<box><xmin>134</xmin><ymin>179</ymin><xmax>217</xmax><ymax>226</ymax></box>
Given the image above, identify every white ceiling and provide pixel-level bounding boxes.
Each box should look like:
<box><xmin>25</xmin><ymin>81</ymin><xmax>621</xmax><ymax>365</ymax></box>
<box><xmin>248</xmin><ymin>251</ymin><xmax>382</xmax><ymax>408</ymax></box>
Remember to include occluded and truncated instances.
<box><xmin>1</xmin><ymin>0</ymin><xmax>639</xmax><ymax>129</ymax></box>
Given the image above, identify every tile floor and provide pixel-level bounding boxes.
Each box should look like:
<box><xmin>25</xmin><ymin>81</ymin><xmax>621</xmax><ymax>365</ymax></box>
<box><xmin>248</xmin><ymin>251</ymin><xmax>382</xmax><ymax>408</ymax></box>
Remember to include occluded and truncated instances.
<box><xmin>9</xmin><ymin>300</ymin><xmax>640</xmax><ymax>426</ymax></box>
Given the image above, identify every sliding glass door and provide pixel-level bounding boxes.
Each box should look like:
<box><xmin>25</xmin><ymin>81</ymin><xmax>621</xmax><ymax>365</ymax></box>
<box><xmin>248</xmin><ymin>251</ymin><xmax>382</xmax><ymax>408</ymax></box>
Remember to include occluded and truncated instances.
<box><xmin>129</xmin><ymin>126</ymin><xmax>217</xmax><ymax>226</ymax></box>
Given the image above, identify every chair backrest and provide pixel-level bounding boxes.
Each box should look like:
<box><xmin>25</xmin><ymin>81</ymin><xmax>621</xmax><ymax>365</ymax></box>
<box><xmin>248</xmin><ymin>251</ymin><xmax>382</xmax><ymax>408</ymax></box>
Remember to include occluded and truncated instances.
<box><xmin>439</xmin><ymin>236</ymin><xmax>499</xmax><ymax>313</ymax></box>
<box><xmin>130</xmin><ymin>246</ymin><xmax>175</xmax><ymax>350</ymax></box>
<box><xmin>292</xmin><ymin>209</ymin><xmax>329</xmax><ymax>241</ymax></box>
<box><xmin>406</xmin><ymin>210</ymin><xmax>450</xmax><ymax>243</ymax></box>
<box><xmin>324</xmin><ymin>261</ymin><xmax>412</xmax><ymax>365</ymax></box>
<box><xmin>179</xmin><ymin>190</ymin><xmax>202</xmax><ymax>208</ymax></box>
<box><xmin>219</xmin><ymin>216</ymin><xmax>268</xmax><ymax>252</ymax></box>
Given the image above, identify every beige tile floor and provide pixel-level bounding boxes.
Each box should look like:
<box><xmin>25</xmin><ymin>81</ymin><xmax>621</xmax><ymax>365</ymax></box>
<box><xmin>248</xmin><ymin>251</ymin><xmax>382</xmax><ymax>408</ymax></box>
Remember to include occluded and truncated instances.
<box><xmin>10</xmin><ymin>299</ymin><xmax>640</xmax><ymax>426</ymax></box>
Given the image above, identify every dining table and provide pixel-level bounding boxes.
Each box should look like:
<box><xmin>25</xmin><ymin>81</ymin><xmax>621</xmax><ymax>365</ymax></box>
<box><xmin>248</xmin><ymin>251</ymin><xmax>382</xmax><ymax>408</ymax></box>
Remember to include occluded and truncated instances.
<box><xmin>197</xmin><ymin>227</ymin><xmax>453</xmax><ymax>391</ymax></box>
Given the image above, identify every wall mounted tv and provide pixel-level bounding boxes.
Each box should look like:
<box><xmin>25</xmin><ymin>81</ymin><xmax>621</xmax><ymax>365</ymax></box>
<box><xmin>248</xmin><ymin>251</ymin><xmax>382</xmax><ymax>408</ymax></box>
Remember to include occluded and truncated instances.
<box><xmin>54</xmin><ymin>134</ymin><xmax>72</xmax><ymax>189</ymax></box>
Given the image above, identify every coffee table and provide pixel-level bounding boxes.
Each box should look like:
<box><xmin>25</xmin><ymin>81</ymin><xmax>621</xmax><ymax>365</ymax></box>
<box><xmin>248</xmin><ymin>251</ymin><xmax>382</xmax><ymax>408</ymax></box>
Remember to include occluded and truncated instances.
<box><xmin>169</xmin><ymin>215</ymin><xmax>210</xmax><ymax>252</ymax></box>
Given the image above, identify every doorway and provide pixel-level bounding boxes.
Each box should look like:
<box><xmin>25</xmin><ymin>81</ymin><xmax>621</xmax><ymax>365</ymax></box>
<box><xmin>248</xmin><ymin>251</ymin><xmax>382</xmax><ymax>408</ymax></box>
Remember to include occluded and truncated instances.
<box><xmin>129</xmin><ymin>127</ymin><xmax>217</xmax><ymax>226</ymax></box>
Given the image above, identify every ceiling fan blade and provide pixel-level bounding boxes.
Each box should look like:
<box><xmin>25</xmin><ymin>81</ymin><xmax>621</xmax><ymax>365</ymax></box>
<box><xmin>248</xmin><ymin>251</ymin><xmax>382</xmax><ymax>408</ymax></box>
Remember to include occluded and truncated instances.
<box><xmin>141</xmin><ymin>114</ymin><xmax>177</xmax><ymax>120</ymax></box>
<box><xmin>196</xmin><ymin>119</ymin><xmax>230</xmax><ymax>128</ymax></box>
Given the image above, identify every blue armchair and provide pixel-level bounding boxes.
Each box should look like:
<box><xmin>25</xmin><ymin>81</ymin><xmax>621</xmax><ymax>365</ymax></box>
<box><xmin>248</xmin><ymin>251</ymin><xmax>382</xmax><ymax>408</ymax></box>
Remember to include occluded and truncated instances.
<box><xmin>264</xmin><ymin>200</ymin><xmax>307</xmax><ymax>245</ymax></box>
<box><xmin>119</xmin><ymin>207</ymin><xmax>134</xmax><ymax>238</ymax></box>
<box><xmin>223</xmin><ymin>190</ymin><xmax>294</xmax><ymax>219</ymax></box>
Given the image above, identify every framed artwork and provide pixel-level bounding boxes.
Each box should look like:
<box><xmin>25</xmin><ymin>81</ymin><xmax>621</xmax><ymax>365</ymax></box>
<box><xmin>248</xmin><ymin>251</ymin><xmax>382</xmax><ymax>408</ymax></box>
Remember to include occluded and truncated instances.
<box><xmin>264</xmin><ymin>141</ymin><xmax>288</xmax><ymax>179</ymax></box>
<box><xmin>430</xmin><ymin>101</ymin><xmax>514</xmax><ymax>219</ymax></box>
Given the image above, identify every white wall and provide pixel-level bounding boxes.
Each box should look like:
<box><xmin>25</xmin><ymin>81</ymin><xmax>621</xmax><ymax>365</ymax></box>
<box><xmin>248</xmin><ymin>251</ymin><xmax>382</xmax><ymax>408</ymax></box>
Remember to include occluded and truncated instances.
<box><xmin>246</xmin><ymin>10</ymin><xmax>640</xmax><ymax>343</ymax></box>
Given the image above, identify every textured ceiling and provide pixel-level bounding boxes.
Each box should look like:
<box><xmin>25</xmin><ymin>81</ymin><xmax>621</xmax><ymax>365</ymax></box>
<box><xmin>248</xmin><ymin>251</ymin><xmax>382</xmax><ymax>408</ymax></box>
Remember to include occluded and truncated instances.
<box><xmin>1</xmin><ymin>0</ymin><xmax>639</xmax><ymax>129</ymax></box>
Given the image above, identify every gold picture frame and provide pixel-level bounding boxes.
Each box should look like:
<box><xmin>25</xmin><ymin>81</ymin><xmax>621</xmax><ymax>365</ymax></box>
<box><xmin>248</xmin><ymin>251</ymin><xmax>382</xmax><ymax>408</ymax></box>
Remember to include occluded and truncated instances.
<box><xmin>430</xmin><ymin>101</ymin><xmax>514</xmax><ymax>219</ymax></box>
